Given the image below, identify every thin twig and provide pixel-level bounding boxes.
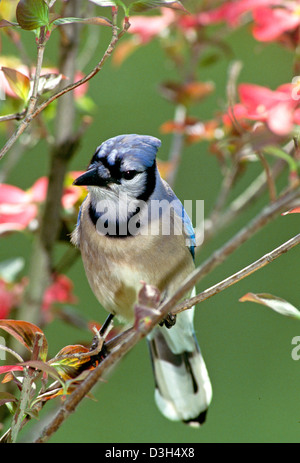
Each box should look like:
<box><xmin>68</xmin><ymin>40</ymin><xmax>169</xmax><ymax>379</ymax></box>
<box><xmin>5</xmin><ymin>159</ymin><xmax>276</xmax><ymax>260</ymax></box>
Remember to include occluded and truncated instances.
<box><xmin>203</xmin><ymin>158</ymin><xmax>287</xmax><ymax>245</ymax></box>
<box><xmin>0</xmin><ymin>28</ymin><xmax>46</xmax><ymax>159</ymax></box>
<box><xmin>0</xmin><ymin>19</ymin><xmax>130</xmax><ymax>161</ymax></box>
<box><xmin>166</xmin><ymin>104</ymin><xmax>187</xmax><ymax>188</ymax></box>
<box><xmin>10</xmin><ymin>333</ymin><xmax>44</xmax><ymax>443</ymax></box>
<box><xmin>0</xmin><ymin>111</ymin><xmax>26</xmax><ymax>123</ymax></box>
<box><xmin>34</xmin><ymin>330</ymin><xmax>139</xmax><ymax>443</ymax></box>
<box><xmin>158</xmin><ymin>186</ymin><xmax>300</xmax><ymax>319</ymax></box>
<box><xmin>226</xmin><ymin>60</ymin><xmax>244</xmax><ymax>134</ymax></box>
<box><xmin>174</xmin><ymin>232</ymin><xmax>300</xmax><ymax>314</ymax></box>
<box><xmin>257</xmin><ymin>151</ymin><xmax>277</xmax><ymax>202</ymax></box>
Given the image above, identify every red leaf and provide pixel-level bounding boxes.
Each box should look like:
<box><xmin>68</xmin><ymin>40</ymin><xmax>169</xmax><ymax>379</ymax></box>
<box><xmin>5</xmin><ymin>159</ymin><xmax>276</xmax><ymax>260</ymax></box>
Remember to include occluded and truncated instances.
<box><xmin>0</xmin><ymin>320</ymin><xmax>48</xmax><ymax>360</ymax></box>
<box><xmin>282</xmin><ymin>207</ymin><xmax>300</xmax><ymax>215</ymax></box>
<box><xmin>0</xmin><ymin>365</ymin><xmax>23</xmax><ymax>375</ymax></box>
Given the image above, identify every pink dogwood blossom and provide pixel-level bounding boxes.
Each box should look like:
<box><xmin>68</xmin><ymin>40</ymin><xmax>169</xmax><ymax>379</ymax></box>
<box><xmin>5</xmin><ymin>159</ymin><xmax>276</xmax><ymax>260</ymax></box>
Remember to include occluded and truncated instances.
<box><xmin>196</xmin><ymin>0</ymin><xmax>282</xmax><ymax>27</ymax></box>
<box><xmin>225</xmin><ymin>83</ymin><xmax>300</xmax><ymax>136</ymax></box>
<box><xmin>128</xmin><ymin>9</ymin><xmax>175</xmax><ymax>44</ymax></box>
<box><xmin>42</xmin><ymin>274</ymin><xmax>77</xmax><ymax>313</ymax></box>
<box><xmin>0</xmin><ymin>277</ymin><xmax>27</xmax><ymax>319</ymax></box>
<box><xmin>0</xmin><ymin>173</ymin><xmax>83</xmax><ymax>235</ymax></box>
<box><xmin>252</xmin><ymin>3</ymin><xmax>300</xmax><ymax>42</ymax></box>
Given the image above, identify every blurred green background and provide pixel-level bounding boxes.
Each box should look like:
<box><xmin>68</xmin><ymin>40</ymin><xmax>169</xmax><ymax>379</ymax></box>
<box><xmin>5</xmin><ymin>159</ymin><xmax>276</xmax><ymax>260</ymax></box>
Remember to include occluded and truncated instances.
<box><xmin>1</xmin><ymin>15</ymin><xmax>300</xmax><ymax>443</ymax></box>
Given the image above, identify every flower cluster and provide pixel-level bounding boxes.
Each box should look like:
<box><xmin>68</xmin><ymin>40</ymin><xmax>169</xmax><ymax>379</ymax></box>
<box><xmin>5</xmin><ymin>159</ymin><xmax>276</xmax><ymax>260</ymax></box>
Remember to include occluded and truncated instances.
<box><xmin>181</xmin><ymin>0</ymin><xmax>300</xmax><ymax>46</ymax></box>
<box><xmin>0</xmin><ymin>272</ymin><xmax>76</xmax><ymax>321</ymax></box>
<box><xmin>115</xmin><ymin>1</ymin><xmax>300</xmax><ymax>142</ymax></box>
<box><xmin>0</xmin><ymin>171</ymin><xmax>84</xmax><ymax>320</ymax></box>
<box><xmin>0</xmin><ymin>172</ymin><xmax>84</xmax><ymax>235</ymax></box>
<box><xmin>123</xmin><ymin>1</ymin><xmax>300</xmax><ymax>47</ymax></box>
<box><xmin>224</xmin><ymin>83</ymin><xmax>300</xmax><ymax>136</ymax></box>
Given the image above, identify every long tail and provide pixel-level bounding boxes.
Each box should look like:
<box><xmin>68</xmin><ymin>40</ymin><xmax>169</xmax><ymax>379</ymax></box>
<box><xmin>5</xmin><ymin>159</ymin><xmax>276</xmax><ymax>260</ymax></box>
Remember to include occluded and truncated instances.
<box><xmin>147</xmin><ymin>307</ymin><xmax>212</xmax><ymax>427</ymax></box>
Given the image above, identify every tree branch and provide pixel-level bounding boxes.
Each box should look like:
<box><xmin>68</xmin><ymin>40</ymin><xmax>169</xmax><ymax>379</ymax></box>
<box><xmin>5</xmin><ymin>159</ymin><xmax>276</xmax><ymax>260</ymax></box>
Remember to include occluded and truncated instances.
<box><xmin>0</xmin><ymin>16</ymin><xmax>130</xmax><ymax>161</ymax></box>
<box><xmin>174</xmin><ymin>231</ymin><xmax>300</xmax><ymax>314</ymax></box>
<box><xmin>159</xmin><ymin>185</ymin><xmax>300</xmax><ymax>320</ymax></box>
<box><xmin>33</xmin><ymin>184</ymin><xmax>300</xmax><ymax>442</ymax></box>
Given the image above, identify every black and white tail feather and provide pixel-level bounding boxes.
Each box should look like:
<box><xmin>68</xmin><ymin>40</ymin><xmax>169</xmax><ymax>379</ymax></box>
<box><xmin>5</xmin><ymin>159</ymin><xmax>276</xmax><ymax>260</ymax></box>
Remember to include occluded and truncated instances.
<box><xmin>147</xmin><ymin>290</ymin><xmax>212</xmax><ymax>427</ymax></box>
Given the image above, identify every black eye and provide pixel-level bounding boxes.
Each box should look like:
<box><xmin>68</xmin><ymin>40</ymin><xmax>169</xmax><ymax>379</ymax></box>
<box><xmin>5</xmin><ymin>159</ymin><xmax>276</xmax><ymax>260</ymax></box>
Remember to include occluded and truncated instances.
<box><xmin>122</xmin><ymin>170</ymin><xmax>137</xmax><ymax>181</ymax></box>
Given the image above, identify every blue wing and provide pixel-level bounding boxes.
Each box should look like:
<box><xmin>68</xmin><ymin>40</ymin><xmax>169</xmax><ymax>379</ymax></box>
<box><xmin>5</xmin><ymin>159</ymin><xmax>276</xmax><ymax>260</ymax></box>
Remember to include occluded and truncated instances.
<box><xmin>181</xmin><ymin>205</ymin><xmax>196</xmax><ymax>260</ymax></box>
<box><xmin>162</xmin><ymin>180</ymin><xmax>196</xmax><ymax>260</ymax></box>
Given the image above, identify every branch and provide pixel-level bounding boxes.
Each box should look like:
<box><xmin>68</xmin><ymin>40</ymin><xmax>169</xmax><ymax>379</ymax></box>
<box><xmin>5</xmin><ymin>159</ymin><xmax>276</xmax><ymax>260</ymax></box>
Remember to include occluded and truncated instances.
<box><xmin>33</xmin><ymin>185</ymin><xmax>300</xmax><ymax>442</ymax></box>
<box><xmin>159</xmin><ymin>185</ymin><xmax>300</xmax><ymax>319</ymax></box>
<box><xmin>0</xmin><ymin>16</ymin><xmax>130</xmax><ymax>161</ymax></box>
<box><xmin>203</xmin><ymin>157</ymin><xmax>287</xmax><ymax>245</ymax></box>
<box><xmin>165</xmin><ymin>104</ymin><xmax>186</xmax><ymax>188</ymax></box>
<box><xmin>174</xmin><ymin>231</ymin><xmax>300</xmax><ymax>314</ymax></box>
<box><xmin>0</xmin><ymin>27</ymin><xmax>47</xmax><ymax>160</ymax></box>
<box><xmin>202</xmin><ymin>137</ymin><xmax>294</xmax><ymax>247</ymax></box>
<box><xmin>0</xmin><ymin>111</ymin><xmax>26</xmax><ymax>123</ymax></box>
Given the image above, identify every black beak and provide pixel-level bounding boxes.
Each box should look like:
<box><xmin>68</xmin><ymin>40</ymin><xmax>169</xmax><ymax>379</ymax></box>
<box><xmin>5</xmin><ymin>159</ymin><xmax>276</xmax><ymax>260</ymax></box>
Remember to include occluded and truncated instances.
<box><xmin>73</xmin><ymin>166</ymin><xmax>108</xmax><ymax>187</ymax></box>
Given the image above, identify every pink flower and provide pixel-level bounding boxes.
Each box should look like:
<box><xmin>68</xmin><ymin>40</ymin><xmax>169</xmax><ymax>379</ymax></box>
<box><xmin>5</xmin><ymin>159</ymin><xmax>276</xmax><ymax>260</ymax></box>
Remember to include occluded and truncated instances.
<box><xmin>0</xmin><ymin>278</ymin><xmax>27</xmax><ymax>319</ymax></box>
<box><xmin>0</xmin><ymin>184</ymin><xmax>38</xmax><ymax>234</ymax></box>
<box><xmin>226</xmin><ymin>83</ymin><xmax>300</xmax><ymax>136</ymax></box>
<box><xmin>252</xmin><ymin>3</ymin><xmax>300</xmax><ymax>42</ymax></box>
<box><xmin>0</xmin><ymin>272</ymin><xmax>76</xmax><ymax>321</ymax></box>
<box><xmin>196</xmin><ymin>0</ymin><xmax>281</xmax><ymax>27</ymax></box>
<box><xmin>42</xmin><ymin>274</ymin><xmax>76</xmax><ymax>312</ymax></box>
<box><xmin>0</xmin><ymin>173</ymin><xmax>83</xmax><ymax>234</ymax></box>
<box><xmin>128</xmin><ymin>9</ymin><xmax>175</xmax><ymax>44</ymax></box>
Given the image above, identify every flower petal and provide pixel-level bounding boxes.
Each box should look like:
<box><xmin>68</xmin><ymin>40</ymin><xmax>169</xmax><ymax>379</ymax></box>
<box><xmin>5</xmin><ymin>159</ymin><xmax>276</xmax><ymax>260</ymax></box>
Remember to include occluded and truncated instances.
<box><xmin>252</xmin><ymin>7</ymin><xmax>300</xmax><ymax>42</ymax></box>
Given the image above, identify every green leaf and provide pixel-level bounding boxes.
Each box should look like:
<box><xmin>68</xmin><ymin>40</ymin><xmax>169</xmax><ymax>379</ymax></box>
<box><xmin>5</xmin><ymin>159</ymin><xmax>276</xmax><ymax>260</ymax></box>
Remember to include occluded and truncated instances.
<box><xmin>263</xmin><ymin>145</ymin><xmax>298</xmax><ymax>172</ymax></box>
<box><xmin>1</xmin><ymin>67</ymin><xmax>30</xmax><ymax>101</ymax></box>
<box><xmin>0</xmin><ymin>257</ymin><xmax>25</xmax><ymax>283</ymax></box>
<box><xmin>75</xmin><ymin>95</ymin><xmax>97</xmax><ymax>114</ymax></box>
<box><xmin>0</xmin><ymin>320</ymin><xmax>48</xmax><ymax>361</ymax></box>
<box><xmin>53</xmin><ymin>16</ymin><xmax>113</xmax><ymax>27</ymax></box>
<box><xmin>16</xmin><ymin>0</ymin><xmax>49</xmax><ymax>31</ymax></box>
<box><xmin>49</xmin><ymin>344</ymin><xmax>93</xmax><ymax>381</ymax></box>
<box><xmin>239</xmin><ymin>293</ymin><xmax>300</xmax><ymax>320</ymax></box>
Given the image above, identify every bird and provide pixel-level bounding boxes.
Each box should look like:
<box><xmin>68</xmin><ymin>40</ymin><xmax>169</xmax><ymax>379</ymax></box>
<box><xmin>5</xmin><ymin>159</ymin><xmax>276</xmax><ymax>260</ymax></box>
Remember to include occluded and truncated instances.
<box><xmin>71</xmin><ymin>134</ymin><xmax>212</xmax><ymax>426</ymax></box>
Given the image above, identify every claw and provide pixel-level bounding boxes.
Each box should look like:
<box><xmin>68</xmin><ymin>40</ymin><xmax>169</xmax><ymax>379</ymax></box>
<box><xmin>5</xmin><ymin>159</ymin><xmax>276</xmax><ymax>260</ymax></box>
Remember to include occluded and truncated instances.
<box><xmin>159</xmin><ymin>312</ymin><xmax>177</xmax><ymax>329</ymax></box>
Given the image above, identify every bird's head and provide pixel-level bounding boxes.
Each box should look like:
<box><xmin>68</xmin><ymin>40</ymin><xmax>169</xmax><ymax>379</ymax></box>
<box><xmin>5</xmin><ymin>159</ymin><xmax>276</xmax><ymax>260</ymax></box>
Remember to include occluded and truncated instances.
<box><xmin>73</xmin><ymin>134</ymin><xmax>161</xmax><ymax>203</ymax></box>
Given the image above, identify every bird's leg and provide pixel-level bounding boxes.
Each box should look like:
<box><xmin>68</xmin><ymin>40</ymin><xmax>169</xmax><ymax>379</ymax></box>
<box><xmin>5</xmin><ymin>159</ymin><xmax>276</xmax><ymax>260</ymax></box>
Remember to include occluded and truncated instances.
<box><xmin>158</xmin><ymin>291</ymin><xmax>177</xmax><ymax>329</ymax></box>
<box><xmin>90</xmin><ymin>313</ymin><xmax>115</xmax><ymax>359</ymax></box>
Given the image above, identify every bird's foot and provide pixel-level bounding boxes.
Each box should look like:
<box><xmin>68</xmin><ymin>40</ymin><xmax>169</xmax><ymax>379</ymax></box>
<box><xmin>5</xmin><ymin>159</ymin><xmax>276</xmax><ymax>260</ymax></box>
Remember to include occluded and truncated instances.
<box><xmin>159</xmin><ymin>312</ymin><xmax>177</xmax><ymax>329</ymax></box>
<box><xmin>89</xmin><ymin>313</ymin><xmax>115</xmax><ymax>364</ymax></box>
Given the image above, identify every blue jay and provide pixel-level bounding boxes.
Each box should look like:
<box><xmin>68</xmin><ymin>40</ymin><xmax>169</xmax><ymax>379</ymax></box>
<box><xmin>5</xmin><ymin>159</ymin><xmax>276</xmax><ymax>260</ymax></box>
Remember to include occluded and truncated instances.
<box><xmin>72</xmin><ymin>134</ymin><xmax>212</xmax><ymax>426</ymax></box>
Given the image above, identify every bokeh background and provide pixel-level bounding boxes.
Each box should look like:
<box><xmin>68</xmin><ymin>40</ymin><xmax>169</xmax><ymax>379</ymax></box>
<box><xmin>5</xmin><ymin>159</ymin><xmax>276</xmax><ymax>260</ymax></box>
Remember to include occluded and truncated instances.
<box><xmin>1</xmin><ymin>4</ymin><xmax>300</xmax><ymax>443</ymax></box>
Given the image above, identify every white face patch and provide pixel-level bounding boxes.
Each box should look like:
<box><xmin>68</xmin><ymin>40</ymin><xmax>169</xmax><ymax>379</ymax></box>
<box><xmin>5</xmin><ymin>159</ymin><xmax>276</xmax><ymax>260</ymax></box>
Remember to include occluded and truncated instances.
<box><xmin>119</xmin><ymin>171</ymin><xmax>146</xmax><ymax>198</ymax></box>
